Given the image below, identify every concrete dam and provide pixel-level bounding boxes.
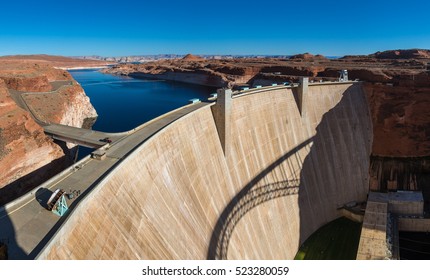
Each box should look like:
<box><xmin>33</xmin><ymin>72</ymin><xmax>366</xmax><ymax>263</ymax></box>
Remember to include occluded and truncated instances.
<box><xmin>36</xmin><ymin>81</ymin><xmax>373</xmax><ymax>259</ymax></box>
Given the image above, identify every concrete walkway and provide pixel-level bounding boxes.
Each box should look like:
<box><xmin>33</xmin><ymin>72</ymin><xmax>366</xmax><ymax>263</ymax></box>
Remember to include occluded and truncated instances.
<box><xmin>0</xmin><ymin>101</ymin><xmax>210</xmax><ymax>259</ymax></box>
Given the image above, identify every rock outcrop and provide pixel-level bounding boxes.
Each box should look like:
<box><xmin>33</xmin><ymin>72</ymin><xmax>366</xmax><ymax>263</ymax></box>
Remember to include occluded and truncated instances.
<box><xmin>365</xmin><ymin>83</ymin><xmax>430</xmax><ymax>157</ymax></box>
<box><xmin>1</xmin><ymin>75</ymin><xmax>52</xmax><ymax>92</ymax></box>
<box><xmin>104</xmin><ymin>49</ymin><xmax>430</xmax><ymax>88</ymax></box>
<box><xmin>104</xmin><ymin>49</ymin><xmax>430</xmax><ymax>160</ymax></box>
<box><xmin>289</xmin><ymin>53</ymin><xmax>329</xmax><ymax>61</ymax></box>
<box><xmin>182</xmin><ymin>54</ymin><xmax>205</xmax><ymax>61</ymax></box>
<box><xmin>0</xmin><ymin>79</ymin><xmax>64</xmax><ymax>204</ymax></box>
<box><xmin>372</xmin><ymin>49</ymin><xmax>430</xmax><ymax>60</ymax></box>
<box><xmin>0</xmin><ymin>56</ymin><xmax>98</xmax><ymax>205</ymax></box>
<box><xmin>22</xmin><ymin>84</ymin><xmax>97</xmax><ymax>128</ymax></box>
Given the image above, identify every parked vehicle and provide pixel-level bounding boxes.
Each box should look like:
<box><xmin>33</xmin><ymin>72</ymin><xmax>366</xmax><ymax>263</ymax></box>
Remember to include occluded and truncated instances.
<box><xmin>100</xmin><ymin>137</ymin><xmax>112</xmax><ymax>143</ymax></box>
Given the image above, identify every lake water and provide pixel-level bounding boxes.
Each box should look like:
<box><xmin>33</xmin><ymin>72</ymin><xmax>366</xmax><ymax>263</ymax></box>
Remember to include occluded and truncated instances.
<box><xmin>69</xmin><ymin>69</ymin><xmax>214</xmax><ymax>159</ymax></box>
<box><xmin>69</xmin><ymin>69</ymin><xmax>215</xmax><ymax>133</ymax></box>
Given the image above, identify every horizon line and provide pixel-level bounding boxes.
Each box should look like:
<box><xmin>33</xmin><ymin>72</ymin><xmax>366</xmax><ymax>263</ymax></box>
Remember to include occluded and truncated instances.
<box><xmin>1</xmin><ymin>48</ymin><xmax>429</xmax><ymax>59</ymax></box>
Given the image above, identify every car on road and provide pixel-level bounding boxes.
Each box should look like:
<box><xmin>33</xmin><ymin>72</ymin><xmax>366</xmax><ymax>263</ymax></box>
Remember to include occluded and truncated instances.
<box><xmin>100</xmin><ymin>137</ymin><xmax>112</xmax><ymax>143</ymax></box>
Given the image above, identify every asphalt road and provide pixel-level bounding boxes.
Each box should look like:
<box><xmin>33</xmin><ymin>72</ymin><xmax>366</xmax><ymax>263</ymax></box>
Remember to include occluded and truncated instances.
<box><xmin>0</xmin><ymin>101</ymin><xmax>210</xmax><ymax>259</ymax></box>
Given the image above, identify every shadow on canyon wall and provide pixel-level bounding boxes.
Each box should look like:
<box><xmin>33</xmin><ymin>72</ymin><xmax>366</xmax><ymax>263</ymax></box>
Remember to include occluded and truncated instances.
<box><xmin>0</xmin><ymin>141</ymin><xmax>76</xmax><ymax>207</ymax></box>
<box><xmin>208</xmin><ymin>85</ymin><xmax>369</xmax><ymax>259</ymax></box>
<box><xmin>0</xmin><ymin>157</ymin><xmax>67</xmax><ymax>206</ymax></box>
<box><xmin>0</xmin><ymin>141</ymin><xmax>76</xmax><ymax>259</ymax></box>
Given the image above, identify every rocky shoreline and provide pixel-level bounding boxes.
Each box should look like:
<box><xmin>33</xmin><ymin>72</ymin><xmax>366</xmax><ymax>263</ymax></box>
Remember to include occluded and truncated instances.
<box><xmin>102</xmin><ymin>50</ymin><xmax>430</xmax><ymax>89</ymax></box>
<box><xmin>103</xmin><ymin>50</ymin><xmax>430</xmax><ymax>159</ymax></box>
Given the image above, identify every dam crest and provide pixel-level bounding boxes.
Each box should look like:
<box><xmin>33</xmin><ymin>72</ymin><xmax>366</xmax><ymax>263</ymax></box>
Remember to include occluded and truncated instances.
<box><xmin>0</xmin><ymin>81</ymin><xmax>373</xmax><ymax>259</ymax></box>
<box><xmin>35</xmin><ymin>80</ymin><xmax>372</xmax><ymax>259</ymax></box>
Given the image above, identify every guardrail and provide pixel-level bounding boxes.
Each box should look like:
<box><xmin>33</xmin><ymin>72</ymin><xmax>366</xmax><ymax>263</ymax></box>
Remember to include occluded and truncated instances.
<box><xmin>0</xmin><ymin>101</ymin><xmax>211</xmax><ymax>220</ymax></box>
<box><xmin>35</xmin><ymin>101</ymin><xmax>213</xmax><ymax>259</ymax></box>
<box><xmin>1</xmin><ymin>80</ymin><xmax>357</xmax><ymax>223</ymax></box>
<box><xmin>0</xmin><ymin>154</ymin><xmax>94</xmax><ymax>220</ymax></box>
<box><xmin>229</xmin><ymin>80</ymin><xmax>358</xmax><ymax>99</ymax></box>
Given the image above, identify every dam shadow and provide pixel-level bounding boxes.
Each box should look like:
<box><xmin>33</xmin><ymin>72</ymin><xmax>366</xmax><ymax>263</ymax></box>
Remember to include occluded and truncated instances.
<box><xmin>207</xmin><ymin>139</ymin><xmax>312</xmax><ymax>259</ymax></box>
<box><xmin>296</xmin><ymin>85</ymin><xmax>371</xmax><ymax>257</ymax></box>
<box><xmin>0</xmin><ymin>209</ymin><xmax>28</xmax><ymax>259</ymax></box>
<box><xmin>208</xmin><ymin>85</ymin><xmax>371</xmax><ymax>259</ymax></box>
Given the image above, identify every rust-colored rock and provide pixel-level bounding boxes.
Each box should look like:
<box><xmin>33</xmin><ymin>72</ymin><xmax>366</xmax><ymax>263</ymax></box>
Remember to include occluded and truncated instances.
<box><xmin>0</xmin><ymin>79</ymin><xmax>64</xmax><ymax>204</ymax></box>
<box><xmin>104</xmin><ymin>49</ymin><xmax>429</xmax><ymax>88</ymax></box>
<box><xmin>365</xmin><ymin>83</ymin><xmax>430</xmax><ymax>157</ymax></box>
<box><xmin>289</xmin><ymin>52</ymin><xmax>328</xmax><ymax>61</ymax></box>
<box><xmin>23</xmin><ymin>84</ymin><xmax>97</xmax><ymax>127</ymax></box>
<box><xmin>1</xmin><ymin>75</ymin><xmax>52</xmax><ymax>92</ymax></box>
<box><xmin>372</xmin><ymin>49</ymin><xmax>430</xmax><ymax>60</ymax></box>
<box><xmin>0</xmin><ymin>56</ymin><xmax>99</xmax><ymax>205</ymax></box>
<box><xmin>104</xmin><ymin>49</ymin><xmax>430</xmax><ymax>159</ymax></box>
<box><xmin>0</xmin><ymin>59</ymin><xmax>75</xmax><ymax>92</ymax></box>
<box><xmin>182</xmin><ymin>54</ymin><xmax>205</xmax><ymax>61</ymax></box>
<box><xmin>0</xmin><ymin>54</ymin><xmax>113</xmax><ymax>68</ymax></box>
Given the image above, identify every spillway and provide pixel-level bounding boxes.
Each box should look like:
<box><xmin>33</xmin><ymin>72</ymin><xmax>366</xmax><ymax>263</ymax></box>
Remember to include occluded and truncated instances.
<box><xmin>37</xmin><ymin>82</ymin><xmax>373</xmax><ymax>259</ymax></box>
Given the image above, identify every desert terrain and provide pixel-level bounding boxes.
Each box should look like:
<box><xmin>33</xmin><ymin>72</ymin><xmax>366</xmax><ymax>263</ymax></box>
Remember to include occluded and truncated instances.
<box><xmin>0</xmin><ymin>50</ymin><xmax>429</xmax><ymax>204</ymax></box>
<box><xmin>105</xmin><ymin>49</ymin><xmax>430</xmax><ymax>158</ymax></box>
<box><xmin>0</xmin><ymin>55</ymin><xmax>105</xmax><ymax>204</ymax></box>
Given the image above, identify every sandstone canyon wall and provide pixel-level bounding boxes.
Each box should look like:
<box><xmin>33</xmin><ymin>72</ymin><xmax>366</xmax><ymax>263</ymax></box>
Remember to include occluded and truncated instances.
<box><xmin>366</xmin><ymin>83</ymin><xmax>430</xmax><ymax>192</ymax></box>
<box><xmin>0</xmin><ymin>59</ymin><xmax>97</xmax><ymax>205</ymax></box>
<box><xmin>0</xmin><ymin>79</ymin><xmax>64</xmax><ymax>204</ymax></box>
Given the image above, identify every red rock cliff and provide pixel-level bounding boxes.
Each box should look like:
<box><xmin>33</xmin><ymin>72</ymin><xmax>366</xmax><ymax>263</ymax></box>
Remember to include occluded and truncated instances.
<box><xmin>365</xmin><ymin>83</ymin><xmax>430</xmax><ymax>157</ymax></box>
<box><xmin>0</xmin><ymin>57</ymin><xmax>98</xmax><ymax>205</ymax></box>
<box><xmin>0</xmin><ymin>79</ymin><xmax>64</xmax><ymax>204</ymax></box>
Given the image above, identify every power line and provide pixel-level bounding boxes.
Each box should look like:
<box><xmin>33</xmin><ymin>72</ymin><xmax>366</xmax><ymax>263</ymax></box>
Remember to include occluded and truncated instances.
<box><xmin>393</xmin><ymin>244</ymin><xmax>430</xmax><ymax>256</ymax></box>
<box><xmin>399</xmin><ymin>236</ymin><xmax>430</xmax><ymax>246</ymax></box>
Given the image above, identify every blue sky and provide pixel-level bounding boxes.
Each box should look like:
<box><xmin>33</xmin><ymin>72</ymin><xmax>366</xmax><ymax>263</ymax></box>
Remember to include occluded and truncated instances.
<box><xmin>0</xmin><ymin>0</ymin><xmax>429</xmax><ymax>56</ymax></box>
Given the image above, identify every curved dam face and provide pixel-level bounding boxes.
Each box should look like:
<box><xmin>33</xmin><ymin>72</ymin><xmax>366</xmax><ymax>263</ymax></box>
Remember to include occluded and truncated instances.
<box><xmin>38</xmin><ymin>83</ymin><xmax>372</xmax><ymax>259</ymax></box>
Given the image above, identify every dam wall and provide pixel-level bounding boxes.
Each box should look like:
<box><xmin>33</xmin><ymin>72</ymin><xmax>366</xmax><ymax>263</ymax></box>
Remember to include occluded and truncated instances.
<box><xmin>38</xmin><ymin>82</ymin><xmax>373</xmax><ymax>259</ymax></box>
